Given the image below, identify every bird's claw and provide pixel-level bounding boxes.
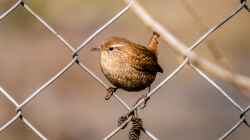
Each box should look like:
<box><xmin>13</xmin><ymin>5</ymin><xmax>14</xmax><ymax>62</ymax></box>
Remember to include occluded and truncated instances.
<box><xmin>105</xmin><ymin>87</ymin><xmax>118</xmax><ymax>100</ymax></box>
<box><xmin>118</xmin><ymin>115</ymin><xmax>129</xmax><ymax>129</ymax></box>
<box><xmin>118</xmin><ymin>109</ymin><xmax>139</xmax><ymax>129</ymax></box>
<box><xmin>140</xmin><ymin>96</ymin><xmax>150</xmax><ymax>109</ymax></box>
<box><xmin>134</xmin><ymin>95</ymin><xmax>150</xmax><ymax>109</ymax></box>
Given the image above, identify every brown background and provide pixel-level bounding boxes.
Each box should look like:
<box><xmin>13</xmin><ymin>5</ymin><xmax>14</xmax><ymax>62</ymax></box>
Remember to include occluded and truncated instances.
<box><xmin>0</xmin><ymin>0</ymin><xmax>250</xmax><ymax>140</ymax></box>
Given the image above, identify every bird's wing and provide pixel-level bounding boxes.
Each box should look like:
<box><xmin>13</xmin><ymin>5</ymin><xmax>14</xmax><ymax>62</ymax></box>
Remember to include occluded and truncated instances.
<box><xmin>129</xmin><ymin>44</ymin><xmax>163</xmax><ymax>73</ymax></box>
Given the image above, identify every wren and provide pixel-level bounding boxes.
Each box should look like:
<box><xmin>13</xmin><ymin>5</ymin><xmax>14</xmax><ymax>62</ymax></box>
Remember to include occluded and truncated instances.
<box><xmin>97</xmin><ymin>32</ymin><xmax>163</xmax><ymax>107</ymax></box>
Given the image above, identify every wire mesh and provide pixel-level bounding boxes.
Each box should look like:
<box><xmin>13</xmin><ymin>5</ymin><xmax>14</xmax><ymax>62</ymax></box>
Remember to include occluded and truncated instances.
<box><xmin>0</xmin><ymin>0</ymin><xmax>249</xmax><ymax>140</ymax></box>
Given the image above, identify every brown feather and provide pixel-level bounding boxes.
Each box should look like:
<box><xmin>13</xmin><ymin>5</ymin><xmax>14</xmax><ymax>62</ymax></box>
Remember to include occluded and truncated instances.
<box><xmin>100</xmin><ymin>34</ymin><xmax>163</xmax><ymax>92</ymax></box>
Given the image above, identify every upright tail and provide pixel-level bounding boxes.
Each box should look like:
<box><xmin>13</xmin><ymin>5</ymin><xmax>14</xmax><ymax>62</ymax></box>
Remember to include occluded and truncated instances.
<box><xmin>147</xmin><ymin>32</ymin><xmax>160</xmax><ymax>54</ymax></box>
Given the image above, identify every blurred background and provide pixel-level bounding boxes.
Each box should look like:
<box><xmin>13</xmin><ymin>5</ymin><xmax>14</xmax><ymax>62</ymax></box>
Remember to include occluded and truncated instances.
<box><xmin>0</xmin><ymin>0</ymin><xmax>250</xmax><ymax>139</ymax></box>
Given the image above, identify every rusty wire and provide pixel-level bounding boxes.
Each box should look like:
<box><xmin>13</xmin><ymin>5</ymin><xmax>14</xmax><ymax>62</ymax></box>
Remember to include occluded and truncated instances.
<box><xmin>0</xmin><ymin>0</ymin><xmax>249</xmax><ymax>140</ymax></box>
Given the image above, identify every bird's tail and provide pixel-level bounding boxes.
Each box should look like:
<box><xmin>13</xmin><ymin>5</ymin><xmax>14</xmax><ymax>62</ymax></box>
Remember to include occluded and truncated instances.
<box><xmin>147</xmin><ymin>32</ymin><xmax>160</xmax><ymax>54</ymax></box>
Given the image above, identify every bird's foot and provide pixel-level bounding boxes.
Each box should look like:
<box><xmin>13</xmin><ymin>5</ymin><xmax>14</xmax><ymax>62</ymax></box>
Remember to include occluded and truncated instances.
<box><xmin>134</xmin><ymin>95</ymin><xmax>150</xmax><ymax>109</ymax></box>
<box><xmin>105</xmin><ymin>87</ymin><xmax>118</xmax><ymax>100</ymax></box>
<box><xmin>117</xmin><ymin>115</ymin><xmax>129</xmax><ymax>129</ymax></box>
<box><xmin>118</xmin><ymin>109</ymin><xmax>138</xmax><ymax>129</ymax></box>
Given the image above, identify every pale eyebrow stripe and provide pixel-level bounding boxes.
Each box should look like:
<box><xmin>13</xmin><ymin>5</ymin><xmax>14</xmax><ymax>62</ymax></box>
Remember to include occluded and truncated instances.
<box><xmin>110</xmin><ymin>43</ymin><xmax>125</xmax><ymax>48</ymax></box>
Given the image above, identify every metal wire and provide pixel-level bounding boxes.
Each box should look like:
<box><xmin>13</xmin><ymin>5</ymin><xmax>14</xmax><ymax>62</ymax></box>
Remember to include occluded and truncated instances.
<box><xmin>0</xmin><ymin>88</ymin><xmax>47</xmax><ymax>140</ymax></box>
<box><xmin>189</xmin><ymin>2</ymin><xmax>246</xmax><ymax>51</ymax></box>
<box><xmin>219</xmin><ymin>117</ymin><xmax>245</xmax><ymax>140</ymax></box>
<box><xmin>0</xmin><ymin>0</ymin><xmax>249</xmax><ymax>140</ymax></box>
<box><xmin>190</xmin><ymin>64</ymin><xmax>244</xmax><ymax>112</ymax></box>
<box><xmin>0</xmin><ymin>0</ymin><xmax>22</xmax><ymax>20</ymax></box>
<box><xmin>74</xmin><ymin>0</ymin><xmax>135</xmax><ymax>54</ymax></box>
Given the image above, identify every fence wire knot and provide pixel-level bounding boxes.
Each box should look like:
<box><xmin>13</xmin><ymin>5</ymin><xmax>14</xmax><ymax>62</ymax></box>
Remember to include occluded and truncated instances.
<box><xmin>241</xmin><ymin>0</ymin><xmax>250</xmax><ymax>11</ymax></box>
<box><xmin>20</xmin><ymin>1</ymin><xmax>24</xmax><ymax>7</ymax></box>
<box><xmin>72</xmin><ymin>53</ymin><xmax>80</xmax><ymax>64</ymax></box>
<box><xmin>15</xmin><ymin>108</ymin><xmax>23</xmax><ymax>120</ymax></box>
<box><xmin>16</xmin><ymin>108</ymin><xmax>22</xmax><ymax>113</ymax></box>
<box><xmin>240</xmin><ymin>106</ymin><xmax>250</xmax><ymax>127</ymax></box>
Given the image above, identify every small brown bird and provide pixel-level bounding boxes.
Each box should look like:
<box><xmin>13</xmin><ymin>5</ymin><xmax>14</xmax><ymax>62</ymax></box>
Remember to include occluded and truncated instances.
<box><xmin>96</xmin><ymin>32</ymin><xmax>163</xmax><ymax>107</ymax></box>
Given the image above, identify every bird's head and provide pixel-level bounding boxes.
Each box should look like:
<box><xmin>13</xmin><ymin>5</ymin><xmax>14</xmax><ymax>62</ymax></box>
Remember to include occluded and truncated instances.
<box><xmin>92</xmin><ymin>37</ymin><xmax>130</xmax><ymax>57</ymax></box>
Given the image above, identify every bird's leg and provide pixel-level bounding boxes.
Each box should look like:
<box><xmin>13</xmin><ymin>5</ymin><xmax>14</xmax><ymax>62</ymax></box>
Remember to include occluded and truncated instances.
<box><xmin>141</xmin><ymin>86</ymin><xmax>151</xmax><ymax>109</ymax></box>
<box><xmin>118</xmin><ymin>108</ymin><xmax>138</xmax><ymax>129</ymax></box>
<box><xmin>105</xmin><ymin>87</ymin><xmax>118</xmax><ymax>100</ymax></box>
<box><xmin>134</xmin><ymin>86</ymin><xmax>151</xmax><ymax>109</ymax></box>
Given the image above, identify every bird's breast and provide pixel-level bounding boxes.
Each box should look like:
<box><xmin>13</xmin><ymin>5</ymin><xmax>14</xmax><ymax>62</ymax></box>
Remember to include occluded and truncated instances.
<box><xmin>100</xmin><ymin>53</ymin><xmax>156</xmax><ymax>91</ymax></box>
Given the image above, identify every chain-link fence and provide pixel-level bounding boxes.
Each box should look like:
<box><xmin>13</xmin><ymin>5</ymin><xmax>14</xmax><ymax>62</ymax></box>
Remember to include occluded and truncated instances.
<box><xmin>0</xmin><ymin>0</ymin><xmax>249</xmax><ymax>140</ymax></box>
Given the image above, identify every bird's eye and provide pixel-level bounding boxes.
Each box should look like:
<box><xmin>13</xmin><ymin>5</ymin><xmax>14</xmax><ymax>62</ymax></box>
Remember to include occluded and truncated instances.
<box><xmin>109</xmin><ymin>47</ymin><xmax>114</xmax><ymax>51</ymax></box>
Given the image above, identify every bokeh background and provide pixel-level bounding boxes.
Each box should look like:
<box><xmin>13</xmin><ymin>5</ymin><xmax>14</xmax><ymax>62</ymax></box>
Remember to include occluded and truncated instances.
<box><xmin>0</xmin><ymin>0</ymin><xmax>250</xmax><ymax>140</ymax></box>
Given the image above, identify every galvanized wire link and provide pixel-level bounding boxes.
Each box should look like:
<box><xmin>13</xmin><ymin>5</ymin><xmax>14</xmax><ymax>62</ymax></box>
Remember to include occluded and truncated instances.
<box><xmin>190</xmin><ymin>64</ymin><xmax>244</xmax><ymax>112</ymax></box>
<box><xmin>0</xmin><ymin>0</ymin><xmax>249</xmax><ymax>140</ymax></box>
<box><xmin>240</xmin><ymin>106</ymin><xmax>250</xmax><ymax>127</ymax></box>
<box><xmin>0</xmin><ymin>0</ymin><xmax>22</xmax><ymax>20</ymax></box>
<box><xmin>20</xmin><ymin>1</ymin><xmax>75</xmax><ymax>52</ymax></box>
<box><xmin>189</xmin><ymin>64</ymin><xmax>250</xmax><ymax>138</ymax></box>
<box><xmin>0</xmin><ymin>112</ymin><xmax>21</xmax><ymax>132</ymax></box>
<box><xmin>74</xmin><ymin>0</ymin><xmax>135</xmax><ymax>54</ymax></box>
<box><xmin>189</xmin><ymin>2</ymin><xmax>246</xmax><ymax>51</ymax></box>
<box><xmin>219</xmin><ymin>106</ymin><xmax>249</xmax><ymax>140</ymax></box>
<box><xmin>219</xmin><ymin>117</ymin><xmax>245</xmax><ymax>140</ymax></box>
<box><xmin>0</xmin><ymin>88</ymin><xmax>48</xmax><ymax>140</ymax></box>
<box><xmin>17</xmin><ymin>58</ymin><xmax>77</xmax><ymax>110</ymax></box>
<box><xmin>241</xmin><ymin>106</ymin><xmax>250</xmax><ymax>119</ymax></box>
<box><xmin>22</xmin><ymin>118</ymin><xmax>48</xmax><ymax>140</ymax></box>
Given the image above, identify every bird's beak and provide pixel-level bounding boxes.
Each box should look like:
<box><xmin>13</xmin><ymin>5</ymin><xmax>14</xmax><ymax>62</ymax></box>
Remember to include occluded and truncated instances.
<box><xmin>91</xmin><ymin>44</ymin><xmax>104</xmax><ymax>51</ymax></box>
<box><xmin>91</xmin><ymin>46</ymin><xmax>101</xmax><ymax>51</ymax></box>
